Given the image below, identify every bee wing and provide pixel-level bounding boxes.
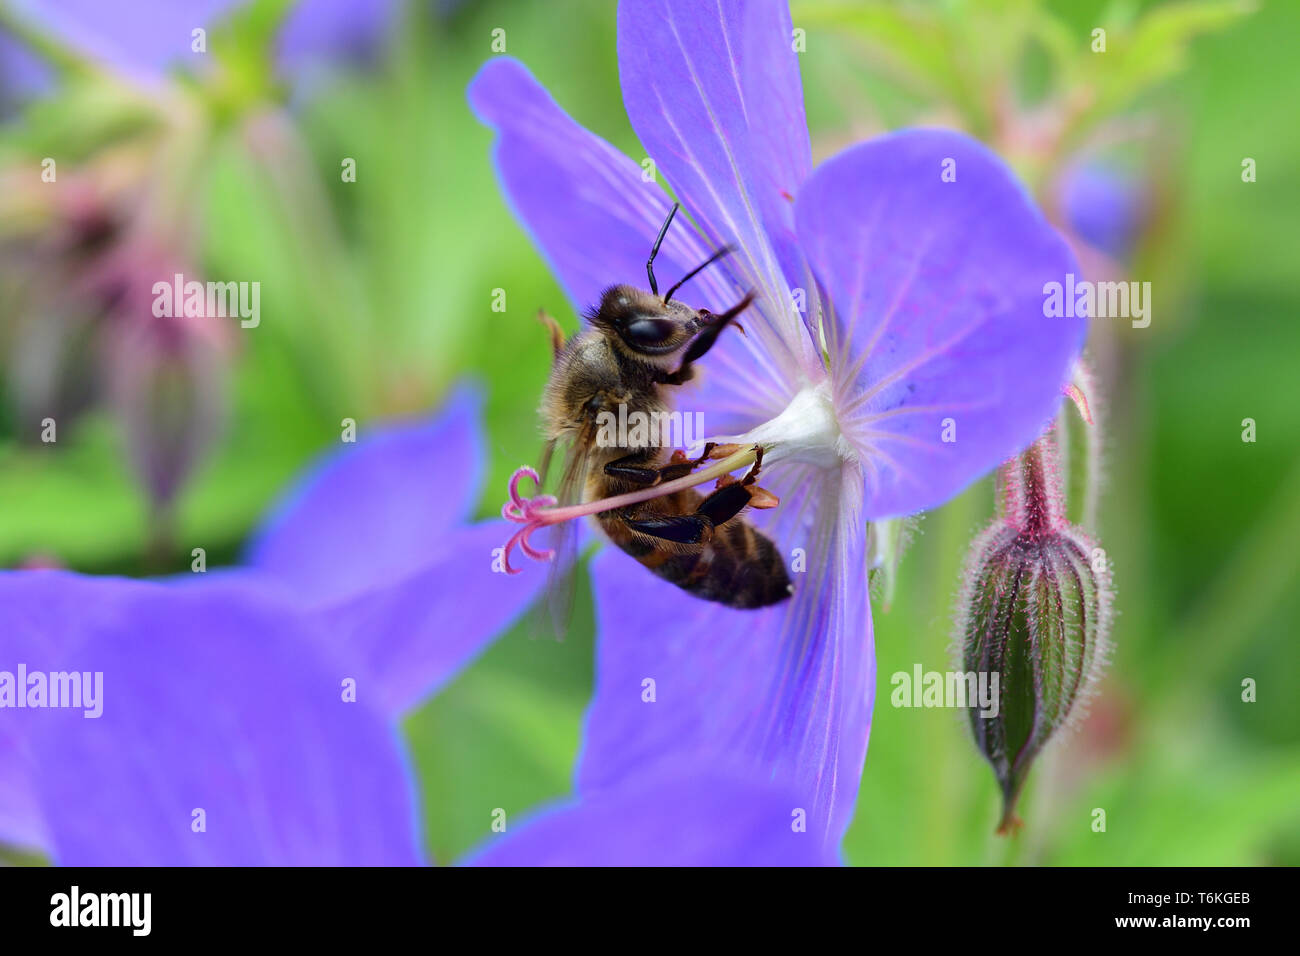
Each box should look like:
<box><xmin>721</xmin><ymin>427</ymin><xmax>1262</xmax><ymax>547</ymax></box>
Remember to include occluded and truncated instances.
<box><xmin>539</xmin><ymin>432</ymin><xmax>593</xmax><ymax>640</ymax></box>
<box><xmin>536</xmin><ymin>436</ymin><xmax>558</xmax><ymax>490</ymax></box>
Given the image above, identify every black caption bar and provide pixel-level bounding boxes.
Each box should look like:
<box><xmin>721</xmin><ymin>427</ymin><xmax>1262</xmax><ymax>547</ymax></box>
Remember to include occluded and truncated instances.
<box><xmin>0</xmin><ymin>865</ymin><xmax>1280</xmax><ymax>942</ymax></box>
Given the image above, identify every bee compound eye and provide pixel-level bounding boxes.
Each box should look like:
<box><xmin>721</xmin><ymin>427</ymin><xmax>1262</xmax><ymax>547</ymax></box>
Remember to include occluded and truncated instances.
<box><xmin>622</xmin><ymin>316</ymin><xmax>677</xmax><ymax>351</ymax></box>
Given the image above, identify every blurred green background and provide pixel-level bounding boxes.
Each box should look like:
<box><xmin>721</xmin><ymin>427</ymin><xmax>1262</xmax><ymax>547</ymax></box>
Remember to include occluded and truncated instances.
<box><xmin>1</xmin><ymin>0</ymin><xmax>1296</xmax><ymax>865</ymax></box>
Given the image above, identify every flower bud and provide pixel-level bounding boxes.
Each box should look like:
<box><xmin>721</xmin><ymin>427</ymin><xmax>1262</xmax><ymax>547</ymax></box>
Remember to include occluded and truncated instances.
<box><xmin>957</xmin><ymin>431</ymin><xmax>1112</xmax><ymax>833</ymax></box>
<box><xmin>96</xmin><ymin>244</ymin><xmax>232</xmax><ymax>535</ymax></box>
<box><xmin>109</xmin><ymin>306</ymin><xmax>228</xmax><ymax>512</ymax></box>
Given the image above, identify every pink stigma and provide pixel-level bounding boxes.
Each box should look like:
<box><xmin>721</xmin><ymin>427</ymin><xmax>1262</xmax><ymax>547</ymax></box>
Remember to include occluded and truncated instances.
<box><xmin>500</xmin><ymin>466</ymin><xmax>557</xmax><ymax>574</ymax></box>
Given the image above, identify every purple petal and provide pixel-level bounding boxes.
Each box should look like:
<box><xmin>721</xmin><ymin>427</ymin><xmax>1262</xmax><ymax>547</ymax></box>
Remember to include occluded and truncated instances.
<box><xmin>2</xmin><ymin>570</ymin><xmax>423</xmax><ymax>866</ymax></box>
<box><xmin>617</xmin><ymin>0</ymin><xmax>811</xmax><ymax>313</ymax></box>
<box><xmin>616</xmin><ymin>0</ymin><xmax>824</xmax><ymax>428</ymax></box>
<box><xmin>0</xmin><ymin>582</ymin><xmax>70</xmax><ymax>852</ymax></box>
<box><xmin>319</xmin><ymin>521</ymin><xmax>548</xmax><ymax>718</ymax></box>
<box><xmin>797</xmin><ymin>130</ymin><xmax>1086</xmax><ymax>519</ymax></box>
<box><xmin>6</xmin><ymin>0</ymin><xmax>391</xmax><ymax>92</ymax></box>
<box><xmin>468</xmin><ymin>57</ymin><xmax>735</xmax><ymax>316</ymax></box>
<box><xmin>467</xmin><ymin>770</ymin><xmax>837</xmax><ymax>866</ymax></box>
<box><xmin>245</xmin><ymin>384</ymin><xmax>483</xmax><ymax>603</ymax></box>
<box><xmin>0</xmin><ymin>568</ymin><xmax>105</xmax><ymax>855</ymax></box>
<box><xmin>0</xmin><ymin>740</ymin><xmax>44</xmax><ymax>851</ymax></box>
<box><xmin>6</xmin><ymin>0</ymin><xmax>239</xmax><ymax>83</ymax></box>
<box><xmin>579</xmin><ymin>466</ymin><xmax>872</xmax><ymax>847</ymax></box>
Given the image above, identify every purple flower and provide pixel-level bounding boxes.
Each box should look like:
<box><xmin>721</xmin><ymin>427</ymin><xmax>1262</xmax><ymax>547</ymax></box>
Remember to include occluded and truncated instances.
<box><xmin>0</xmin><ymin>386</ymin><xmax>543</xmax><ymax>862</ymax></box>
<box><xmin>277</xmin><ymin>0</ymin><xmax>400</xmax><ymax>79</ymax></box>
<box><xmin>0</xmin><ymin>0</ymin><xmax>397</xmax><ymax>90</ymax></box>
<box><xmin>470</xmin><ymin>0</ymin><xmax>1085</xmax><ymax>849</ymax></box>
<box><xmin>0</xmin><ymin>572</ymin><xmax>423</xmax><ymax>865</ymax></box>
<box><xmin>0</xmin><ymin>25</ymin><xmax>51</xmax><ymax>108</ymax></box>
<box><xmin>1058</xmin><ymin>161</ymin><xmax>1146</xmax><ymax>262</ymax></box>
<box><xmin>2</xmin><ymin>0</ymin><xmax>239</xmax><ymax>85</ymax></box>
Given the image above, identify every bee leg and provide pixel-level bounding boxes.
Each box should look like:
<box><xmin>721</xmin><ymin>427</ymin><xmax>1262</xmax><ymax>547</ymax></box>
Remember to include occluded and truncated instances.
<box><xmin>656</xmin><ymin>442</ymin><xmax>717</xmax><ymax>482</ymax></box>
<box><xmin>655</xmin><ymin>291</ymin><xmax>756</xmax><ymax>386</ymax></box>
<box><xmin>603</xmin><ymin>455</ymin><xmax>661</xmax><ymax>486</ymax></box>
<box><xmin>714</xmin><ymin>449</ymin><xmax>779</xmax><ymax>510</ymax></box>
<box><xmin>684</xmin><ymin>291</ymin><xmax>755</xmax><ymax>363</ymax></box>
<box><xmin>536</xmin><ymin>309</ymin><xmax>565</xmax><ymax>360</ymax></box>
<box><xmin>606</xmin><ymin>443</ymin><xmax>717</xmax><ymax>486</ymax></box>
<box><xmin>726</xmin><ymin>449</ymin><xmax>779</xmax><ymax>508</ymax></box>
<box><xmin>624</xmin><ymin>471</ymin><xmax>757</xmax><ymax>545</ymax></box>
<box><xmin>624</xmin><ymin>513</ymin><xmax>714</xmax><ymax>545</ymax></box>
<box><xmin>695</xmin><ymin>480</ymin><xmax>756</xmax><ymax>530</ymax></box>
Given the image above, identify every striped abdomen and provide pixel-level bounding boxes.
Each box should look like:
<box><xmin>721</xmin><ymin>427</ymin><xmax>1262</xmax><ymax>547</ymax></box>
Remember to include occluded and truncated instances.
<box><xmin>597</xmin><ymin>489</ymin><xmax>792</xmax><ymax>609</ymax></box>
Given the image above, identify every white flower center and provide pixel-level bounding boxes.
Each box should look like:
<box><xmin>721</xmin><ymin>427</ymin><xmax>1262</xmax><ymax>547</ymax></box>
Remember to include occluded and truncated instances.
<box><xmin>716</xmin><ymin>382</ymin><xmax>855</xmax><ymax>471</ymax></box>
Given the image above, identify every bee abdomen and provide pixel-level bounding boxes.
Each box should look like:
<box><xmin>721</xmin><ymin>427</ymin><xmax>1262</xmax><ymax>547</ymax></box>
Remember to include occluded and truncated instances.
<box><xmin>604</xmin><ymin>511</ymin><xmax>792</xmax><ymax>609</ymax></box>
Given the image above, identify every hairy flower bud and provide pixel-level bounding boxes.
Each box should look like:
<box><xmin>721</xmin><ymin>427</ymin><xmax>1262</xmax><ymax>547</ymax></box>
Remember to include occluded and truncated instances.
<box><xmin>956</xmin><ymin>429</ymin><xmax>1112</xmax><ymax>833</ymax></box>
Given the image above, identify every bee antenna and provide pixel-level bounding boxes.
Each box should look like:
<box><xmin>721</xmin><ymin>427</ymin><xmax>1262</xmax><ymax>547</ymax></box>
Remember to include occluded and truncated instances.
<box><xmin>646</xmin><ymin>202</ymin><xmax>680</xmax><ymax>297</ymax></box>
<box><xmin>664</xmin><ymin>244</ymin><xmax>736</xmax><ymax>304</ymax></box>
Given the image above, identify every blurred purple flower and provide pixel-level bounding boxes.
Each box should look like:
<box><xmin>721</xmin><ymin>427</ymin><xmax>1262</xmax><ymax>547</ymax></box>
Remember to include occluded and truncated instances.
<box><xmin>0</xmin><ymin>572</ymin><xmax>424</xmax><ymax>865</ymax></box>
<box><xmin>0</xmin><ymin>386</ymin><xmax>544</xmax><ymax>862</ymax></box>
<box><xmin>2</xmin><ymin>0</ymin><xmax>238</xmax><ymax>85</ymax></box>
<box><xmin>0</xmin><ymin>0</ymin><xmax>398</xmax><ymax>91</ymax></box>
<box><xmin>0</xmin><ymin>26</ymin><xmax>51</xmax><ymax>108</ymax></box>
<box><xmin>277</xmin><ymin>0</ymin><xmax>401</xmax><ymax>79</ymax></box>
<box><xmin>1058</xmin><ymin>162</ymin><xmax>1146</xmax><ymax>262</ymax></box>
<box><xmin>470</xmin><ymin>0</ymin><xmax>1086</xmax><ymax>848</ymax></box>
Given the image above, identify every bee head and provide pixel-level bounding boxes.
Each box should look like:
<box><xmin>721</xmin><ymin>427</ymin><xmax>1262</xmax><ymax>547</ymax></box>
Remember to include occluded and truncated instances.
<box><xmin>586</xmin><ymin>204</ymin><xmax>741</xmax><ymax>365</ymax></box>
<box><xmin>589</xmin><ymin>285</ymin><xmax>702</xmax><ymax>358</ymax></box>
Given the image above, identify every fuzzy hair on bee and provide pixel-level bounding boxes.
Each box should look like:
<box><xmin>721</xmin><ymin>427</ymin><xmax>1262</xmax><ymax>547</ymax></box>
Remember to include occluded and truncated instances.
<box><xmin>534</xmin><ymin>204</ymin><xmax>793</xmax><ymax>610</ymax></box>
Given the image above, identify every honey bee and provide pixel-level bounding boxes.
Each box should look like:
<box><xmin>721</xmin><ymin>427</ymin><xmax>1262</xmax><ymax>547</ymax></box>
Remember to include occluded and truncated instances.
<box><xmin>536</xmin><ymin>205</ymin><xmax>792</xmax><ymax>609</ymax></box>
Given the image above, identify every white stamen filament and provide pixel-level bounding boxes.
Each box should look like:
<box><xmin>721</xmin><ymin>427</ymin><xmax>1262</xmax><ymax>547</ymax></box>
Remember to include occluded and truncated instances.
<box><xmin>708</xmin><ymin>382</ymin><xmax>853</xmax><ymax>471</ymax></box>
